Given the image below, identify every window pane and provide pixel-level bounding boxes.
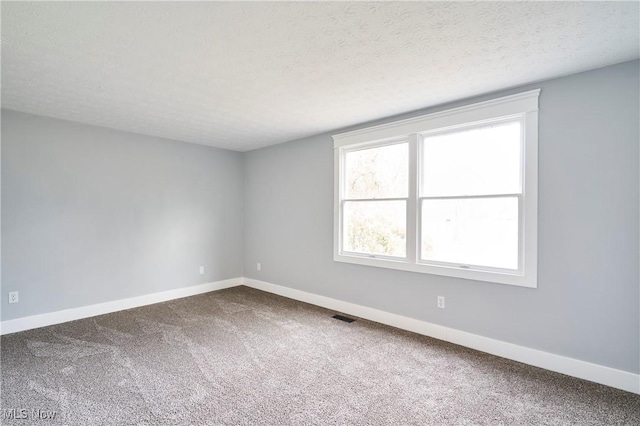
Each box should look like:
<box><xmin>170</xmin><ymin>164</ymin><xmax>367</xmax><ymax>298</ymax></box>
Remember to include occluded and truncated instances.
<box><xmin>421</xmin><ymin>197</ymin><xmax>518</xmax><ymax>269</ymax></box>
<box><xmin>344</xmin><ymin>200</ymin><xmax>406</xmax><ymax>257</ymax></box>
<box><xmin>345</xmin><ymin>142</ymin><xmax>408</xmax><ymax>199</ymax></box>
<box><xmin>421</xmin><ymin>122</ymin><xmax>521</xmax><ymax>197</ymax></box>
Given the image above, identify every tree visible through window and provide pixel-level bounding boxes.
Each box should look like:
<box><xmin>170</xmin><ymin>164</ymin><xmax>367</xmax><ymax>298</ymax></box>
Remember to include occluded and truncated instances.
<box><xmin>343</xmin><ymin>142</ymin><xmax>408</xmax><ymax>258</ymax></box>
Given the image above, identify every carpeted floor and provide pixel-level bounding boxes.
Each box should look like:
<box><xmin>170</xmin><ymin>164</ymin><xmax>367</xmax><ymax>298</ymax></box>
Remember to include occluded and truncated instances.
<box><xmin>1</xmin><ymin>286</ymin><xmax>639</xmax><ymax>425</ymax></box>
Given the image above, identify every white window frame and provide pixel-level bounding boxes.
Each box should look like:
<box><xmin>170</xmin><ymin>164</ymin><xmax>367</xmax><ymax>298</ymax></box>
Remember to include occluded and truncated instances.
<box><xmin>333</xmin><ymin>90</ymin><xmax>539</xmax><ymax>288</ymax></box>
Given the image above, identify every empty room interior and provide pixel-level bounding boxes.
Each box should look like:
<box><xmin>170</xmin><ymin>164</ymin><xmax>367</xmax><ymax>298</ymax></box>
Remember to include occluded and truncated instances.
<box><xmin>1</xmin><ymin>1</ymin><xmax>639</xmax><ymax>425</ymax></box>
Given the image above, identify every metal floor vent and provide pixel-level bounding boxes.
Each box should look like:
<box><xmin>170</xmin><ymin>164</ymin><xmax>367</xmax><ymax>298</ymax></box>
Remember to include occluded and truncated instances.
<box><xmin>332</xmin><ymin>314</ymin><xmax>355</xmax><ymax>323</ymax></box>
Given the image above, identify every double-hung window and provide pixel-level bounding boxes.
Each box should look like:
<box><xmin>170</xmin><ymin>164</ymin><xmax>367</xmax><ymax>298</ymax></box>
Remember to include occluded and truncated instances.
<box><xmin>333</xmin><ymin>90</ymin><xmax>539</xmax><ymax>287</ymax></box>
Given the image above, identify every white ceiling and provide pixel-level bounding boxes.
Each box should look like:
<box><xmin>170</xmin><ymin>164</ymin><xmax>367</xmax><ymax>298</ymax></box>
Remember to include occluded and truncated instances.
<box><xmin>2</xmin><ymin>2</ymin><xmax>638</xmax><ymax>152</ymax></box>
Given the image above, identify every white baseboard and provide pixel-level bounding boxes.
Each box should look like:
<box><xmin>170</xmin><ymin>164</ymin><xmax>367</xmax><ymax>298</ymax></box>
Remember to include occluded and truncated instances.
<box><xmin>0</xmin><ymin>278</ymin><xmax>242</xmax><ymax>335</ymax></box>
<box><xmin>3</xmin><ymin>276</ymin><xmax>637</xmax><ymax>394</ymax></box>
<box><xmin>241</xmin><ymin>277</ymin><xmax>640</xmax><ymax>395</ymax></box>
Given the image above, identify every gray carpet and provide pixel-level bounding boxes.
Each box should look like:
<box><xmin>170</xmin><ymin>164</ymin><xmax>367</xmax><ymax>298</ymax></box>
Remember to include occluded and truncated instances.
<box><xmin>1</xmin><ymin>286</ymin><xmax>638</xmax><ymax>425</ymax></box>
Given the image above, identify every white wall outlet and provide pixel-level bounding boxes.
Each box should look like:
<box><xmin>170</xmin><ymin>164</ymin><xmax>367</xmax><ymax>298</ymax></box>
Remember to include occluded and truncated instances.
<box><xmin>9</xmin><ymin>291</ymin><xmax>19</xmax><ymax>304</ymax></box>
<box><xmin>437</xmin><ymin>296</ymin><xmax>445</xmax><ymax>309</ymax></box>
<box><xmin>257</xmin><ymin>262</ymin><xmax>261</xmax><ymax>271</ymax></box>
<box><xmin>199</xmin><ymin>266</ymin><xmax>204</xmax><ymax>275</ymax></box>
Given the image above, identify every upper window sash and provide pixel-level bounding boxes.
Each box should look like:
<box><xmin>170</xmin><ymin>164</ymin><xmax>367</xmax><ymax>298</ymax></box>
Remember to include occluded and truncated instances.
<box><xmin>418</xmin><ymin>117</ymin><xmax>524</xmax><ymax>198</ymax></box>
<box><xmin>341</xmin><ymin>138</ymin><xmax>409</xmax><ymax>200</ymax></box>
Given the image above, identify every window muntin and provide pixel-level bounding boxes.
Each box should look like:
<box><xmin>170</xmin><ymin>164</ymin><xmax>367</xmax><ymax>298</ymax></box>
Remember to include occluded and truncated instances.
<box><xmin>333</xmin><ymin>89</ymin><xmax>539</xmax><ymax>287</ymax></box>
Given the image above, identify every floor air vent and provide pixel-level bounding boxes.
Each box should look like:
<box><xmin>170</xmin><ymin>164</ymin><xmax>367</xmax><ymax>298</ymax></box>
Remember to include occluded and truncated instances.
<box><xmin>332</xmin><ymin>314</ymin><xmax>355</xmax><ymax>323</ymax></box>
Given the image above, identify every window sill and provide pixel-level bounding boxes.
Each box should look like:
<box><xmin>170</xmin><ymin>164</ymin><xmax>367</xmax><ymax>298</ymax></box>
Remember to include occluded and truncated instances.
<box><xmin>334</xmin><ymin>253</ymin><xmax>537</xmax><ymax>288</ymax></box>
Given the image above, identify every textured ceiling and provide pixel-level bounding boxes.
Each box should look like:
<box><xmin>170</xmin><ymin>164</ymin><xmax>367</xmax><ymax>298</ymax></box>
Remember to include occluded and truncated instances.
<box><xmin>2</xmin><ymin>2</ymin><xmax>638</xmax><ymax>152</ymax></box>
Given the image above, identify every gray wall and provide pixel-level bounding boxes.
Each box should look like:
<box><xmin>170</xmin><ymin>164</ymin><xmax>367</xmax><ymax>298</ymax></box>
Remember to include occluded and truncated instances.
<box><xmin>243</xmin><ymin>60</ymin><xmax>640</xmax><ymax>373</ymax></box>
<box><xmin>2</xmin><ymin>110</ymin><xmax>244</xmax><ymax>321</ymax></box>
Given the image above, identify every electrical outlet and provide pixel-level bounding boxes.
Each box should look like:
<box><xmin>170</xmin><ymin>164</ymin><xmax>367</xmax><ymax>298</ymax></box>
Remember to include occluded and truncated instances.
<box><xmin>257</xmin><ymin>262</ymin><xmax>261</xmax><ymax>271</ymax></box>
<box><xmin>9</xmin><ymin>291</ymin><xmax>19</xmax><ymax>304</ymax></box>
<box><xmin>437</xmin><ymin>296</ymin><xmax>445</xmax><ymax>309</ymax></box>
<box><xmin>199</xmin><ymin>266</ymin><xmax>204</xmax><ymax>275</ymax></box>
